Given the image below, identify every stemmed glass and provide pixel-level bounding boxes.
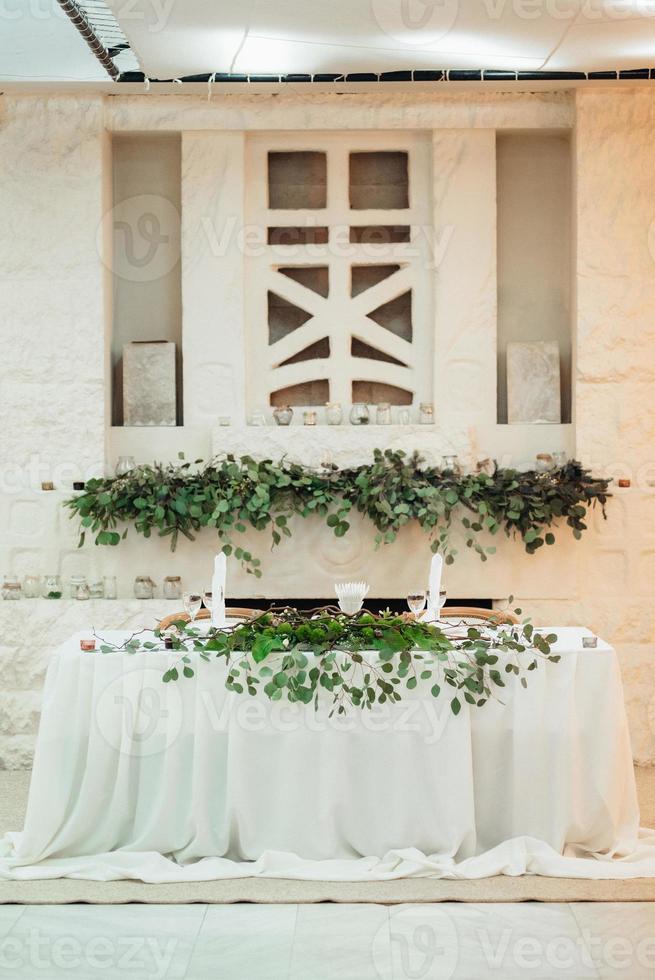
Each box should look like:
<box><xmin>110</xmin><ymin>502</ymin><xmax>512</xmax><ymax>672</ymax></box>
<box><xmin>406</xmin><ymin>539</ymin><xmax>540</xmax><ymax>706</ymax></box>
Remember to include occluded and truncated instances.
<box><xmin>203</xmin><ymin>586</ymin><xmax>226</xmax><ymax>626</ymax></box>
<box><xmin>426</xmin><ymin>589</ymin><xmax>447</xmax><ymax>623</ymax></box>
<box><xmin>406</xmin><ymin>591</ymin><xmax>427</xmax><ymax>616</ymax></box>
<box><xmin>183</xmin><ymin>591</ymin><xmax>202</xmax><ymax>627</ymax></box>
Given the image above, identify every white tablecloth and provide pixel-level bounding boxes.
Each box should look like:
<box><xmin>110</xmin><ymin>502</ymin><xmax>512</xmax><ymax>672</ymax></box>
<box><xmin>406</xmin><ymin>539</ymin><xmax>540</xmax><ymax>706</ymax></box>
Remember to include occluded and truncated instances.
<box><xmin>2</xmin><ymin>627</ymin><xmax>655</xmax><ymax>882</ymax></box>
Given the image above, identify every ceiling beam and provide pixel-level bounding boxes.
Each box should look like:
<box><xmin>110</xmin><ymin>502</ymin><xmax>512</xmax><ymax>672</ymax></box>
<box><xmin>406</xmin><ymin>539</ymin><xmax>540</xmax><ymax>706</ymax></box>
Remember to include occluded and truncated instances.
<box><xmin>56</xmin><ymin>0</ymin><xmax>119</xmax><ymax>80</ymax></box>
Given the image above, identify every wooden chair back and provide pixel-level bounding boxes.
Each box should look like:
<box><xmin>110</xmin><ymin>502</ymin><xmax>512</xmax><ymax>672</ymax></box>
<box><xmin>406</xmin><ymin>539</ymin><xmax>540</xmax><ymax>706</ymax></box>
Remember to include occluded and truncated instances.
<box><xmin>439</xmin><ymin>606</ymin><xmax>518</xmax><ymax>626</ymax></box>
<box><xmin>157</xmin><ymin>607</ymin><xmax>264</xmax><ymax>632</ymax></box>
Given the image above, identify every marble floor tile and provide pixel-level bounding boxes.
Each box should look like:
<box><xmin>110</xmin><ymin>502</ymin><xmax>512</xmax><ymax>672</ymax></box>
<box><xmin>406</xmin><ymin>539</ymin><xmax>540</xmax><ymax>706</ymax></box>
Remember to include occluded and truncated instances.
<box><xmin>182</xmin><ymin>903</ymin><xmax>297</xmax><ymax>980</ymax></box>
<box><xmin>570</xmin><ymin>902</ymin><xmax>655</xmax><ymax>979</ymax></box>
<box><xmin>391</xmin><ymin>902</ymin><xmax>600</xmax><ymax>980</ymax></box>
<box><xmin>0</xmin><ymin>903</ymin><xmax>206</xmax><ymax>980</ymax></box>
<box><xmin>289</xmin><ymin>903</ymin><xmax>391</xmax><ymax>980</ymax></box>
<box><xmin>1</xmin><ymin>902</ymin><xmax>653</xmax><ymax>980</ymax></box>
<box><xmin>0</xmin><ymin>904</ymin><xmax>26</xmax><ymax>937</ymax></box>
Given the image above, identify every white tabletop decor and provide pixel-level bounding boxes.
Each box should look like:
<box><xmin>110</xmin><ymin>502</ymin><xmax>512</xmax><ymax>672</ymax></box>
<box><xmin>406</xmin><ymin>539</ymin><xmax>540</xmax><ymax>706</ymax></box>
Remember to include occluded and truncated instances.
<box><xmin>334</xmin><ymin>581</ymin><xmax>369</xmax><ymax>615</ymax></box>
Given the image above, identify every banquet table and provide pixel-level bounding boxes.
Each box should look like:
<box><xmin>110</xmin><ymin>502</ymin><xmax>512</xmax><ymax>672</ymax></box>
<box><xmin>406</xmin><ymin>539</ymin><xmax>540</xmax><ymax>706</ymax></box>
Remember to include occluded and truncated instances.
<box><xmin>2</xmin><ymin>626</ymin><xmax>655</xmax><ymax>883</ymax></box>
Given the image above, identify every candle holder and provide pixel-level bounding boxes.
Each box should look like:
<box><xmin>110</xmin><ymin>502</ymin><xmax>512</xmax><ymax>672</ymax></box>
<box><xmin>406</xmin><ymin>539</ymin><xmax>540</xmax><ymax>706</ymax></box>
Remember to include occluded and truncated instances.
<box><xmin>164</xmin><ymin>576</ymin><xmax>182</xmax><ymax>600</ymax></box>
<box><xmin>42</xmin><ymin>575</ymin><xmax>63</xmax><ymax>599</ymax></box>
<box><xmin>2</xmin><ymin>579</ymin><xmax>22</xmax><ymax>600</ymax></box>
<box><xmin>582</xmin><ymin>635</ymin><xmax>598</xmax><ymax>649</ymax></box>
<box><xmin>273</xmin><ymin>405</ymin><xmax>294</xmax><ymax>426</ymax></box>
<box><xmin>134</xmin><ymin>576</ymin><xmax>156</xmax><ymax>599</ymax></box>
<box><xmin>115</xmin><ymin>456</ymin><xmax>136</xmax><ymax>477</ymax></box>
<box><xmin>349</xmin><ymin>403</ymin><xmax>370</xmax><ymax>426</ymax></box>
<box><xmin>23</xmin><ymin>575</ymin><xmax>41</xmax><ymax>599</ymax></box>
<box><xmin>325</xmin><ymin>402</ymin><xmax>343</xmax><ymax>425</ymax></box>
<box><xmin>80</xmin><ymin>639</ymin><xmax>96</xmax><ymax>652</ymax></box>
<box><xmin>376</xmin><ymin>403</ymin><xmax>391</xmax><ymax>425</ymax></box>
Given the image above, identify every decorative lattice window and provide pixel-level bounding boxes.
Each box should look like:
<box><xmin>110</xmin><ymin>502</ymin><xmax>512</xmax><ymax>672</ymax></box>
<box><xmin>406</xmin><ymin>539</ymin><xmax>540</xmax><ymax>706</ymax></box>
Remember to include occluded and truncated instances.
<box><xmin>245</xmin><ymin>132</ymin><xmax>433</xmax><ymax>412</ymax></box>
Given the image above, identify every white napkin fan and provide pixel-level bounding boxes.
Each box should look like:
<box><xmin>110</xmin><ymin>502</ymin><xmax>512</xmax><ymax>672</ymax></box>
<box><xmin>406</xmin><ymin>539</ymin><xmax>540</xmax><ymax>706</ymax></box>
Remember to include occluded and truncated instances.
<box><xmin>335</xmin><ymin>581</ymin><xmax>369</xmax><ymax>615</ymax></box>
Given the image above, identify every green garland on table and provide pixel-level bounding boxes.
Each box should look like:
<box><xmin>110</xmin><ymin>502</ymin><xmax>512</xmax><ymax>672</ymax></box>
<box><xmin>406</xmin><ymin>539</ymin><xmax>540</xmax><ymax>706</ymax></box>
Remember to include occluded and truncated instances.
<box><xmin>65</xmin><ymin>450</ymin><xmax>611</xmax><ymax>577</ymax></box>
<box><xmin>97</xmin><ymin>607</ymin><xmax>560</xmax><ymax>717</ymax></box>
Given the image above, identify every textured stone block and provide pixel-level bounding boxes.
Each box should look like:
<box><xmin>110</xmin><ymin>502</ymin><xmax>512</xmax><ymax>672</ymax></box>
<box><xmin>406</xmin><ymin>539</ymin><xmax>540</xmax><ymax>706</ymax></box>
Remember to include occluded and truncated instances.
<box><xmin>123</xmin><ymin>341</ymin><xmax>176</xmax><ymax>427</ymax></box>
<box><xmin>507</xmin><ymin>341</ymin><xmax>561</xmax><ymax>424</ymax></box>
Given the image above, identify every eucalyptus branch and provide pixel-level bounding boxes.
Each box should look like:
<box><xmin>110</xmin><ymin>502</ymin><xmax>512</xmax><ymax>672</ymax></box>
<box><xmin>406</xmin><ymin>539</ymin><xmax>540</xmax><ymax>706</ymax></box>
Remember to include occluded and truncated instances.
<box><xmin>105</xmin><ymin>607</ymin><xmax>560</xmax><ymax>717</ymax></box>
<box><xmin>64</xmin><ymin>452</ymin><xmax>610</xmax><ymax>576</ymax></box>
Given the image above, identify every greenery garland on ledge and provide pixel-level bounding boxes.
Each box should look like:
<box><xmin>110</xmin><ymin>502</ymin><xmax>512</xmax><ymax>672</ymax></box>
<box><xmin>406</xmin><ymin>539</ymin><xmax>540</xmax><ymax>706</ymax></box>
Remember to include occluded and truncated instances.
<box><xmin>97</xmin><ymin>607</ymin><xmax>560</xmax><ymax>717</ymax></box>
<box><xmin>66</xmin><ymin>450</ymin><xmax>610</xmax><ymax>576</ymax></box>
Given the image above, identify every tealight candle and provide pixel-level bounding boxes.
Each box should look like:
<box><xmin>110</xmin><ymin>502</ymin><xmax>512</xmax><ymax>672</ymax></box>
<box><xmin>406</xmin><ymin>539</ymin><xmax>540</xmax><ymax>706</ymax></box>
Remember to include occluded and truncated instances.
<box><xmin>582</xmin><ymin>635</ymin><xmax>598</xmax><ymax>649</ymax></box>
<box><xmin>80</xmin><ymin>639</ymin><xmax>96</xmax><ymax>652</ymax></box>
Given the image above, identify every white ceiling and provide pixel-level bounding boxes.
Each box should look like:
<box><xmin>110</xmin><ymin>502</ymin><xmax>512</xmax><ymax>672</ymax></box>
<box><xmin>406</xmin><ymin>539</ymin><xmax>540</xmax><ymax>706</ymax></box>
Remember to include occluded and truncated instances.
<box><xmin>110</xmin><ymin>0</ymin><xmax>655</xmax><ymax>78</ymax></box>
<box><xmin>0</xmin><ymin>0</ymin><xmax>107</xmax><ymax>82</ymax></box>
<box><xmin>2</xmin><ymin>0</ymin><xmax>654</xmax><ymax>85</ymax></box>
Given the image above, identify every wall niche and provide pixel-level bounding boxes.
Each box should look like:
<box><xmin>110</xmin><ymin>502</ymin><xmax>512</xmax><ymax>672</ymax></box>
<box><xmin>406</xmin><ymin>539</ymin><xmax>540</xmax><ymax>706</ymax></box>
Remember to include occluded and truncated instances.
<box><xmin>111</xmin><ymin>134</ymin><xmax>182</xmax><ymax>426</ymax></box>
<box><xmin>496</xmin><ymin>132</ymin><xmax>572</xmax><ymax>425</ymax></box>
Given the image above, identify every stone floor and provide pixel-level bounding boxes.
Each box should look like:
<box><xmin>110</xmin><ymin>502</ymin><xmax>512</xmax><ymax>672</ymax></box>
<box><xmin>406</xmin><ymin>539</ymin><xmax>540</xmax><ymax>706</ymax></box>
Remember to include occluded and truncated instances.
<box><xmin>1</xmin><ymin>900</ymin><xmax>655</xmax><ymax>979</ymax></box>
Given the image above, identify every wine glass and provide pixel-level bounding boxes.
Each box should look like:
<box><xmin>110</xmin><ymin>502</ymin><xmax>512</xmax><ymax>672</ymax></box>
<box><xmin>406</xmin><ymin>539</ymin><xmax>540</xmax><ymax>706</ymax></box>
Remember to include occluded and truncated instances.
<box><xmin>426</xmin><ymin>589</ymin><xmax>447</xmax><ymax>623</ymax></box>
<box><xmin>406</xmin><ymin>591</ymin><xmax>427</xmax><ymax>616</ymax></box>
<box><xmin>183</xmin><ymin>591</ymin><xmax>202</xmax><ymax>627</ymax></box>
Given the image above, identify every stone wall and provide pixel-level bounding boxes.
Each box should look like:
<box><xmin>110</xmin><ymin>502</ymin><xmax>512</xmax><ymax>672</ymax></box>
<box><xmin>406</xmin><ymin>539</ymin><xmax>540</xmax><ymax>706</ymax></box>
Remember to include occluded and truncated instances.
<box><xmin>1</xmin><ymin>89</ymin><xmax>654</xmax><ymax>767</ymax></box>
<box><xmin>0</xmin><ymin>601</ymin><xmax>179</xmax><ymax>769</ymax></box>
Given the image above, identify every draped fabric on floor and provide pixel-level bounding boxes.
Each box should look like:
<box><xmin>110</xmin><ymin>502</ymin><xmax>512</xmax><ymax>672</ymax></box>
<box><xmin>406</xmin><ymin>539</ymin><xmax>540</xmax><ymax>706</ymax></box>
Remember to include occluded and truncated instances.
<box><xmin>2</xmin><ymin>628</ymin><xmax>655</xmax><ymax>883</ymax></box>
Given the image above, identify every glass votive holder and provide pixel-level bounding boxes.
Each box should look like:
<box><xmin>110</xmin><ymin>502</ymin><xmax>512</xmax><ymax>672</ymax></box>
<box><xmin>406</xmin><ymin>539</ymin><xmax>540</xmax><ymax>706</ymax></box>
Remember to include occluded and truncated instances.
<box><xmin>115</xmin><ymin>455</ymin><xmax>136</xmax><ymax>477</ymax></box>
<box><xmin>42</xmin><ymin>575</ymin><xmax>63</xmax><ymax>599</ymax></box>
<box><xmin>376</xmin><ymin>403</ymin><xmax>391</xmax><ymax>425</ymax></box>
<box><xmin>134</xmin><ymin>576</ymin><xmax>156</xmax><ymax>599</ymax></box>
<box><xmin>419</xmin><ymin>403</ymin><xmax>435</xmax><ymax>424</ymax></box>
<box><xmin>70</xmin><ymin>576</ymin><xmax>90</xmax><ymax>601</ymax></box>
<box><xmin>273</xmin><ymin>405</ymin><xmax>294</xmax><ymax>426</ymax></box>
<box><xmin>103</xmin><ymin>575</ymin><xmax>117</xmax><ymax>599</ymax></box>
<box><xmin>349</xmin><ymin>403</ymin><xmax>370</xmax><ymax>426</ymax></box>
<box><xmin>325</xmin><ymin>402</ymin><xmax>343</xmax><ymax>425</ymax></box>
<box><xmin>2</xmin><ymin>578</ymin><xmax>22</xmax><ymax>600</ymax></box>
<box><xmin>89</xmin><ymin>579</ymin><xmax>104</xmax><ymax>599</ymax></box>
<box><xmin>399</xmin><ymin>408</ymin><xmax>411</xmax><ymax>425</ymax></box>
<box><xmin>80</xmin><ymin>639</ymin><xmax>96</xmax><ymax>652</ymax></box>
<box><xmin>164</xmin><ymin>576</ymin><xmax>182</xmax><ymax>600</ymax></box>
<box><xmin>249</xmin><ymin>410</ymin><xmax>267</xmax><ymax>427</ymax></box>
<box><xmin>582</xmin><ymin>635</ymin><xmax>598</xmax><ymax>649</ymax></box>
<box><xmin>442</xmin><ymin>454</ymin><xmax>459</xmax><ymax>472</ymax></box>
<box><xmin>23</xmin><ymin>575</ymin><xmax>41</xmax><ymax>599</ymax></box>
<box><xmin>303</xmin><ymin>411</ymin><xmax>318</xmax><ymax>426</ymax></box>
<box><xmin>218</xmin><ymin>416</ymin><xmax>231</xmax><ymax>427</ymax></box>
